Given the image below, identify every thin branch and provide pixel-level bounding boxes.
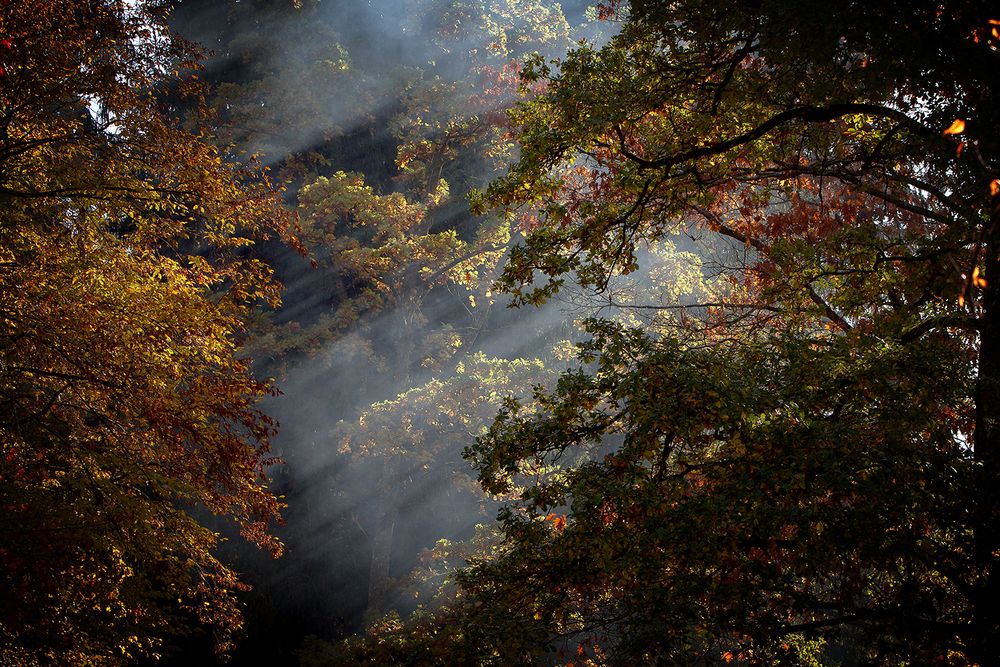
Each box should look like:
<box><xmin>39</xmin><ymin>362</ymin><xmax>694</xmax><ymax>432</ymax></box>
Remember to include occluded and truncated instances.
<box><xmin>806</xmin><ymin>284</ymin><xmax>852</xmax><ymax>332</ymax></box>
<box><xmin>900</xmin><ymin>313</ymin><xmax>980</xmax><ymax>343</ymax></box>
<box><xmin>421</xmin><ymin>244</ymin><xmax>507</xmax><ymax>291</ymax></box>
<box><xmin>619</xmin><ymin>103</ymin><xmax>929</xmax><ymax>171</ymax></box>
<box><xmin>603</xmin><ymin>299</ymin><xmax>782</xmax><ymax>313</ymax></box>
<box><xmin>692</xmin><ymin>205</ymin><xmax>851</xmax><ymax>330</ymax></box>
<box><xmin>711</xmin><ymin>29</ymin><xmax>758</xmax><ymax>115</ymax></box>
<box><xmin>5</xmin><ymin>366</ymin><xmax>124</xmax><ymax>389</ymax></box>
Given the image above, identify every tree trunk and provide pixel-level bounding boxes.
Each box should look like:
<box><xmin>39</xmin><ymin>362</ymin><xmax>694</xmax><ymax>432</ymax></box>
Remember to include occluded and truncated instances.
<box><xmin>364</xmin><ymin>298</ymin><xmax>418</xmax><ymax>620</ymax></box>
<box><xmin>365</xmin><ymin>461</ymin><xmax>399</xmax><ymax>620</ymax></box>
<box><xmin>972</xmin><ymin>196</ymin><xmax>1000</xmax><ymax>661</ymax></box>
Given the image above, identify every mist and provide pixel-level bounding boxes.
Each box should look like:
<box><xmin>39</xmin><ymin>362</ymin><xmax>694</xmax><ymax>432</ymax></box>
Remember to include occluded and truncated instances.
<box><xmin>157</xmin><ymin>2</ymin><xmax>624</xmax><ymax>663</ymax></box>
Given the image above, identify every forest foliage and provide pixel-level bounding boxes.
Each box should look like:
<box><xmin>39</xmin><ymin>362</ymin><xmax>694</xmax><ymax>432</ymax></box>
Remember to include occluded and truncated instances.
<box><xmin>3</xmin><ymin>0</ymin><xmax>999</xmax><ymax>665</ymax></box>
<box><xmin>0</xmin><ymin>0</ymin><xmax>294</xmax><ymax>662</ymax></box>
<box><xmin>320</xmin><ymin>0</ymin><xmax>1000</xmax><ymax>665</ymax></box>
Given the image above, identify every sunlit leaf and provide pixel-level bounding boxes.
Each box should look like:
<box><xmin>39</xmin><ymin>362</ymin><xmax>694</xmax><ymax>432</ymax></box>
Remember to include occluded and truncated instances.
<box><xmin>943</xmin><ymin>118</ymin><xmax>966</xmax><ymax>135</ymax></box>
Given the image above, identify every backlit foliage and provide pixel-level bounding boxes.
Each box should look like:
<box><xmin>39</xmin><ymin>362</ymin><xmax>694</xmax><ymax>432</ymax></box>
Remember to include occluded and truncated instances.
<box><xmin>454</xmin><ymin>0</ymin><xmax>1000</xmax><ymax>664</ymax></box>
<box><xmin>0</xmin><ymin>0</ymin><xmax>293</xmax><ymax>662</ymax></box>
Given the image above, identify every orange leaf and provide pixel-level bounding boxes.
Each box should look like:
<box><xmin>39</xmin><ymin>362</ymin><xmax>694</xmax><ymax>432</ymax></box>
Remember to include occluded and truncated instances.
<box><xmin>974</xmin><ymin>267</ymin><xmax>988</xmax><ymax>288</ymax></box>
<box><xmin>990</xmin><ymin>179</ymin><xmax>999</xmax><ymax>197</ymax></box>
<box><xmin>943</xmin><ymin>119</ymin><xmax>966</xmax><ymax>135</ymax></box>
<box><xmin>723</xmin><ymin>651</ymin><xmax>734</xmax><ymax>663</ymax></box>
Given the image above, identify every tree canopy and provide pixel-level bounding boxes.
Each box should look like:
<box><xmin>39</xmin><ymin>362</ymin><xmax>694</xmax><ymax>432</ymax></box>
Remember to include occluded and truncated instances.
<box><xmin>0</xmin><ymin>0</ymin><xmax>293</xmax><ymax>662</ymax></box>
<box><xmin>456</xmin><ymin>0</ymin><xmax>1000</xmax><ymax>664</ymax></box>
<box><xmin>7</xmin><ymin>0</ymin><xmax>1000</xmax><ymax>664</ymax></box>
<box><xmin>333</xmin><ymin>0</ymin><xmax>1000</xmax><ymax>664</ymax></box>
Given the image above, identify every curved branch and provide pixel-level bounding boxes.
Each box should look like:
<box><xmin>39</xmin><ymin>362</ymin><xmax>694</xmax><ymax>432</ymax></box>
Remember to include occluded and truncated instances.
<box><xmin>621</xmin><ymin>103</ymin><xmax>930</xmax><ymax>171</ymax></box>
<box><xmin>900</xmin><ymin>313</ymin><xmax>980</xmax><ymax>343</ymax></box>
<box><xmin>692</xmin><ymin>204</ymin><xmax>852</xmax><ymax>331</ymax></box>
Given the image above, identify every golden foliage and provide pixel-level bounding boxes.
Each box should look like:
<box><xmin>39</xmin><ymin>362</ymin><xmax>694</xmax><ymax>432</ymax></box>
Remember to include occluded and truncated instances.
<box><xmin>1</xmin><ymin>1</ymin><xmax>293</xmax><ymax>662</ymax></box>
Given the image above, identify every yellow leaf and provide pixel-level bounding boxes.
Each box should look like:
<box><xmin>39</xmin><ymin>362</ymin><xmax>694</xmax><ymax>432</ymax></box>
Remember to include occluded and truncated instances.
<box><xmin>974</xmin><ymin>266</ymin><xmax>987</xmax><ymax>288</ymax></box>
<box><xmin>943</xmin><ymin>119</ymin><xmax>966</xmax><ymax>135</ymax></box>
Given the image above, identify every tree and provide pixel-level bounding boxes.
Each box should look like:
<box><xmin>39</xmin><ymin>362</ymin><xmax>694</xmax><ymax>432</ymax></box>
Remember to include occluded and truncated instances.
<box><xmin>279</xmin><ymin>0</ymin><xmax>575</xmax><ymax>621</ymax></box>
<box><xmin>295</xmin><ymin>168</ymin><xmax>511</xmax><ymax>618</ymax></box>
<box><xmin>151</xmin><ymin>4</ymin><xmax>580</xmax><ymax>655</ymax></box>
<box><xmin>0</xmin><ymin>0</ymin><xmax>292</xmax><ymax>662</ymax></box>
<box><xmin>444</xmin><ymin>0</ymin><xmax>999</xmax><ymax>664</ymax></box>
<box><xmin>334</xmin><ymin>353</ymin><xmax>552</xmax><ymax>616</ymax></box>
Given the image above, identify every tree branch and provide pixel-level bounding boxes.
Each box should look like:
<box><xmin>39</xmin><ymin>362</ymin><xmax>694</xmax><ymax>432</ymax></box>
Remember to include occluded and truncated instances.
<box><xmin>620</xmin><ymin>103</ymin><xmax>929</xmax><ymax>171</ymax></box>
<box><xmin>900</xmin><ymin>313</ymin><xmax>980</xmax><ymax>343</ymax></box>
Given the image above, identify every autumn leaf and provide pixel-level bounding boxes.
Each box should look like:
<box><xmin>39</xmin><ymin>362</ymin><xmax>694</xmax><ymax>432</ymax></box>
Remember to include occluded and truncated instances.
<box><xmin>974</xmin><ymin>266</ymin><xmax>988</xmax><ymax>288</ymax></box>
<box><xmin>1</xmin><ymin>0</ymin><xmax>291</xmax><ymax>661</ymax></box>
<box><xmin>943</xmin><ymin>118</ymin><xmax>966</xmax><ymax>135</ymax></box>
